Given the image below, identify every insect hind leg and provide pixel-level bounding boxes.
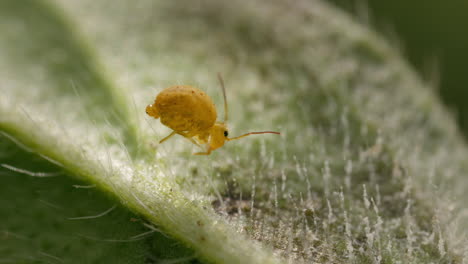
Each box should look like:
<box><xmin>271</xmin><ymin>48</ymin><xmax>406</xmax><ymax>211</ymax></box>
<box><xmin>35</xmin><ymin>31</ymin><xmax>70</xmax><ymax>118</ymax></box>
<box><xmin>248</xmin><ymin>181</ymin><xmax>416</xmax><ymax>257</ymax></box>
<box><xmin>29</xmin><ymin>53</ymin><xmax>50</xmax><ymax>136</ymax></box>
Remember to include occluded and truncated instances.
<box><xmin>194</xmin><ymin>149</ymin><xmax>211</xmax><ymax>155</ymax></box>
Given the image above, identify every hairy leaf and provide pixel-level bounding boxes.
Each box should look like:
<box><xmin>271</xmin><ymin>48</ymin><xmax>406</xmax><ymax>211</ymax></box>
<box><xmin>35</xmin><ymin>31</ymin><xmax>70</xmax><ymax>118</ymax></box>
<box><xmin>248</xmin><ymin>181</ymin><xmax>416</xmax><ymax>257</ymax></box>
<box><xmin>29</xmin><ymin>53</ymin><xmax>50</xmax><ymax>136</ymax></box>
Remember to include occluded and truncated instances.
<box><xmin>1</xmin><ymin>0</ymin><xmax>467</xmax><ymax>263</ymax></box>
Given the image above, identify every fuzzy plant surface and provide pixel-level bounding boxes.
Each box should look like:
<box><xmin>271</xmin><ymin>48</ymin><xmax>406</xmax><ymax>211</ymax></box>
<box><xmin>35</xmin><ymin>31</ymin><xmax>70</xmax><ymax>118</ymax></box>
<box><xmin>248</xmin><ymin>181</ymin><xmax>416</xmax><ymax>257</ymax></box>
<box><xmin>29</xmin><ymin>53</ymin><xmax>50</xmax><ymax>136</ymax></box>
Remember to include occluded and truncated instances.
<box><xmin>1</xmin><ymin>0</ymin><xmax>467</xmax><ymax>263</ymax></box>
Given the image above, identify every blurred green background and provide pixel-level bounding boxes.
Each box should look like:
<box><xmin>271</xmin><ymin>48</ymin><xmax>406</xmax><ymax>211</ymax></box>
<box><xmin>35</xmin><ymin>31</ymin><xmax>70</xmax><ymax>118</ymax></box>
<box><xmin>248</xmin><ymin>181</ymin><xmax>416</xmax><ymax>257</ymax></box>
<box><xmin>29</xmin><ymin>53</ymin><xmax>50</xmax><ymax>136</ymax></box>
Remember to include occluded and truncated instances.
<box><xmin>329</xmin><ymin>0</ymin><xmax>468</xmax><ymax>136</ymax></box>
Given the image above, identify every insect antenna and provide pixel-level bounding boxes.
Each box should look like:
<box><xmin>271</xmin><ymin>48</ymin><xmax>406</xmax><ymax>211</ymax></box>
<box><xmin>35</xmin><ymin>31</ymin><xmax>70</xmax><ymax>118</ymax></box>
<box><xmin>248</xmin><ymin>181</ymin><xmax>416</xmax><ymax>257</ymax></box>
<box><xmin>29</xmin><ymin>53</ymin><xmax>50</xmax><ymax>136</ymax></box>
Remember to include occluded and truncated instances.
<box><xmin>218</xmin><ymin>73</ymin><xmax>228</xmax><ymax>122</ymax></box>
<box><xmin>227</xmin><ymin>131</ymin><xmax>280</xmax><ymax>141</ymax></box>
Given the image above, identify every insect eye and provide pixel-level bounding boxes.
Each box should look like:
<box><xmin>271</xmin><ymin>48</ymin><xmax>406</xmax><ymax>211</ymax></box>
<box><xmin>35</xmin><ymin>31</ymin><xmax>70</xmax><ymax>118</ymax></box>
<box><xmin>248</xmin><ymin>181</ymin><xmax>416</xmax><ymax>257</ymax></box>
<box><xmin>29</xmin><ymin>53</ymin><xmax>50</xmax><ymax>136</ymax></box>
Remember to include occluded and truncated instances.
<box><xmin>224</xmin><ymin>131</ymin><xmax>228</xmax><ymax>137</ymax></box>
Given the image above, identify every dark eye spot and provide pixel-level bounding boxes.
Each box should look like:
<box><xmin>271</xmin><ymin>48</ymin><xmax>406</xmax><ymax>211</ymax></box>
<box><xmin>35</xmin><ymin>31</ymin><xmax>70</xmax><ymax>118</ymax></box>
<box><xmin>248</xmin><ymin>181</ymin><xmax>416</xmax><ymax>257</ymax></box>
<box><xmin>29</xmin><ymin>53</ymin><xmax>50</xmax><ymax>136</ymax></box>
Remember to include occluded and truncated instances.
<box><xmin>224</xmin><ymin>131</ymin><xmax>228</xmax><ymax>137</ymax></box>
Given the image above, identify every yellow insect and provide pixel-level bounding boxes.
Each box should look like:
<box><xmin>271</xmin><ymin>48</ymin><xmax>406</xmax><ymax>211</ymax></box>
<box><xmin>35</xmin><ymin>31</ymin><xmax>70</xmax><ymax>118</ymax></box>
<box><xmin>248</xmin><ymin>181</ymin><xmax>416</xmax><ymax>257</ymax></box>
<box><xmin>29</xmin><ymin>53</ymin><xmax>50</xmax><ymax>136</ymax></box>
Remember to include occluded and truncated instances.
<box><xmin>145</xmin><ymin>74</ymin><xmax>280</xmax><ymax>155</ymax></box>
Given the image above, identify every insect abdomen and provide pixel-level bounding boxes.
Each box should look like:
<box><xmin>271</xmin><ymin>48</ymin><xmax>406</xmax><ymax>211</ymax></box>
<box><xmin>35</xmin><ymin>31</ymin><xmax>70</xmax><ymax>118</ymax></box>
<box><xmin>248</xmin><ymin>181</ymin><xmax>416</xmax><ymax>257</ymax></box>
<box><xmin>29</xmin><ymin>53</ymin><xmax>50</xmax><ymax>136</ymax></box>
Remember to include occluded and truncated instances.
<box><xmin>154</xmin><ymin>85</ymin><xmax>217</xmax><ymax>132</ymax></box>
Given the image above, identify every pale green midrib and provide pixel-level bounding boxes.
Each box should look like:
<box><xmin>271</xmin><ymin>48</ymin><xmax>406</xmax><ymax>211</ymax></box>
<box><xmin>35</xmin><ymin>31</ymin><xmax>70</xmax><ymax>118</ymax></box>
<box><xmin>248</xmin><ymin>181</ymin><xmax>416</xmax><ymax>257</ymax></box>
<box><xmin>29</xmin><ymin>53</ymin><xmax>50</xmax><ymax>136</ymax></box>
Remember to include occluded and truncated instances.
<box><xmin>0</xmin><ymin>122</ymin><xmax>113</xmax><ymax>195</ymax></box>
<box><xmin>2</xmin><ymin>0</ymin><xmax>464</xmax><ymax>262</ymax></box>
<box><xmin>0</xmin><ymin>1</ymin><xmax>285</xmax><ymax>262</ymax></box>
<box><xmin>0</xmin><ymin>113</ymin><xmax>283</xmax><ymax>264</ymax></box>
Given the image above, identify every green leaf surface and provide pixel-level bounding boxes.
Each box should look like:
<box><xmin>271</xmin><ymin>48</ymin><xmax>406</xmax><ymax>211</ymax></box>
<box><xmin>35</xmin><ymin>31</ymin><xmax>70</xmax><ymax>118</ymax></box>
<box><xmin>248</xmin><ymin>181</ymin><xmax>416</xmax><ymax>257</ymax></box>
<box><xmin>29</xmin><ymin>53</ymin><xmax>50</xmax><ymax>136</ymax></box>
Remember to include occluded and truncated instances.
<box><xmin>0</xmin><ymin>134</ymin><xmax>196</xmax><ymax>263</ymax></box>
<box><xmin>1</xmin><ymin>0</ymin><xmax>467</xmax><ymax>263</ymax></box>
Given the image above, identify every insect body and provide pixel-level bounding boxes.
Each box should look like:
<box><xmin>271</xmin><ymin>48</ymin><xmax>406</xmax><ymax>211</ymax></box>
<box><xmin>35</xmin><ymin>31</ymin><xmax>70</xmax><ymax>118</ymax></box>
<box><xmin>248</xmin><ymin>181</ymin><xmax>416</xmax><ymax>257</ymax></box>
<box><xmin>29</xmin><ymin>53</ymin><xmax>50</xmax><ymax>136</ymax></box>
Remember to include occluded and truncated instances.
<box><xmin>146</xmin><ymin>74</ymin><xmax>280</xmax><ymax>155</ymax></box>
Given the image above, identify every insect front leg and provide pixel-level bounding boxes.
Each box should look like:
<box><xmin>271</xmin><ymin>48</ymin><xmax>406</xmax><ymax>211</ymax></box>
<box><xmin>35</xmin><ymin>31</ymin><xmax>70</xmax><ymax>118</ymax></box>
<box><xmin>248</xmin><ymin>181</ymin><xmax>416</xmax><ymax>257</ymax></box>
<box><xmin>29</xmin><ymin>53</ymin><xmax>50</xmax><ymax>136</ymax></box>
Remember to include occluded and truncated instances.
<box><xmin>159</xmin><ymin>131</ymin><xmax>177</xmax><ymax>144</ymax></box>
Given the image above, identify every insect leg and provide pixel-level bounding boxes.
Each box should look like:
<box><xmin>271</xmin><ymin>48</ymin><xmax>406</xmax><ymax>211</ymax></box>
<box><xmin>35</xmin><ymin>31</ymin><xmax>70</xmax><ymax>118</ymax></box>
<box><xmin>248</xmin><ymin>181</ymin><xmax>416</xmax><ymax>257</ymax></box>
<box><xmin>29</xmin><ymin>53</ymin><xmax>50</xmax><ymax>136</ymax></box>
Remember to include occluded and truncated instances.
<box><xmin>194</xmin><ymin>149</ymin><xmax>212</xmax><ymax>155</ymax></box>
<box><xmin>159</xmin><ymin>131</ymin><xmax>177</xmax><ymax>144</ymax></box>
<box><xmin>176</xmin><ymin>132</ymin><xmax>204</xmax><ymax>149</ymax></box>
